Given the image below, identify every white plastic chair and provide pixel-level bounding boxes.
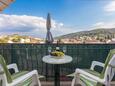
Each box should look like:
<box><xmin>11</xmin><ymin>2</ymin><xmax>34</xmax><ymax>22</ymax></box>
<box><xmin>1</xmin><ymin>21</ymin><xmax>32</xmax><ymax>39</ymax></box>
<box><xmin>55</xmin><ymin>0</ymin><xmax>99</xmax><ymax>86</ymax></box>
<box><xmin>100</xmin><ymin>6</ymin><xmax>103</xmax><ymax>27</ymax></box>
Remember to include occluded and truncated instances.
<box><xmin>0</xmin><ymin>55</ymin><xmax>43</xmax><ymax>86</ymax></box>
<box><xmin>68</xmin><ymin>49</ymin><xmax>115</xmax><ymax>86</ymax></box>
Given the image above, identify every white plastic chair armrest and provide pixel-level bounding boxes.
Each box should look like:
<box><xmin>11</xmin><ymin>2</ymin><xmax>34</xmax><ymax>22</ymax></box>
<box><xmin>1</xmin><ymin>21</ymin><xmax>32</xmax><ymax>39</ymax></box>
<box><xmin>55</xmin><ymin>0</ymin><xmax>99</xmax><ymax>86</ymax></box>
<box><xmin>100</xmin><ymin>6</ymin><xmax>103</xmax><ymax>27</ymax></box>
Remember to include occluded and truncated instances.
<box><xmin>7</xmin><ymin>63</ymin><xmax>19</xmax><ymax>73</ymax></box>
<box><xmin>10</xmin><ymin>70</ymin><xmax>41</xmax><ymax>86</ymax></box>
<box><xmin>75</xmin><ymin>68</ymin><xmax>106</xmax><ymax>84</ymax></box>
<box><xmin>90</xmin><ymin>61</ymin><xmax>105</xmax><ymax>70</ymax></box>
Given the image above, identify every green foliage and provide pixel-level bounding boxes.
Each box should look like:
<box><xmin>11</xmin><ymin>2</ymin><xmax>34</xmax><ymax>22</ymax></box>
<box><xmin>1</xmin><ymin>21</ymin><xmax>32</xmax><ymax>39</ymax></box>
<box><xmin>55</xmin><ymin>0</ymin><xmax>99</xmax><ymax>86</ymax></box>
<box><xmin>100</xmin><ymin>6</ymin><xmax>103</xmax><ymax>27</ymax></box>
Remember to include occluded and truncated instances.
<box><xmin>0</xmin><ymin>39</ymin><xmax>8</xmax><ymax>43</ymax></box>
<box><xmin>12</xmin><ymin>37</ymin><xmax>20</xmax><ymax>42</ymax></box>
<box><xmin>11</xmin><ymin>34</ymin><xmax>21</xmax><ymax>42</ymax></box>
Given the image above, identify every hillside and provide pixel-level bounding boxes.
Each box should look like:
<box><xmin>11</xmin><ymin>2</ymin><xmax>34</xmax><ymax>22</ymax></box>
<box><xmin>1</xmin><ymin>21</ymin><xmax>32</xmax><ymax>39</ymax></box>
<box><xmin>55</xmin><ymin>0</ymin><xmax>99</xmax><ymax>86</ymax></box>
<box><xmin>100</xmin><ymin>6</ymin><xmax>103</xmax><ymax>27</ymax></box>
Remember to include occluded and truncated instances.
<box><xmin>0</xmin><ymin>34</ymin><xmax>43</xmax><ymax>43</ymax></box>
<box><xmin>56</xmin><ymin>28</ymin><xmax>115</xmax><ymax>39</ymax></box>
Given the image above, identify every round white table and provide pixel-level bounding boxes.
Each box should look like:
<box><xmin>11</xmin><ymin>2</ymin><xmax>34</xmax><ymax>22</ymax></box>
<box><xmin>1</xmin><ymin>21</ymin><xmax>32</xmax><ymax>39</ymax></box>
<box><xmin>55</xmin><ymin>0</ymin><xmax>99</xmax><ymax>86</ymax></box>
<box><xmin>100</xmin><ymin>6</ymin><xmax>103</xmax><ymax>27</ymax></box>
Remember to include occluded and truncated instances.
<box><xmin>42</xmin><ymin>55</ymin><xmax>72</xmax><ymax>86</ymax></box>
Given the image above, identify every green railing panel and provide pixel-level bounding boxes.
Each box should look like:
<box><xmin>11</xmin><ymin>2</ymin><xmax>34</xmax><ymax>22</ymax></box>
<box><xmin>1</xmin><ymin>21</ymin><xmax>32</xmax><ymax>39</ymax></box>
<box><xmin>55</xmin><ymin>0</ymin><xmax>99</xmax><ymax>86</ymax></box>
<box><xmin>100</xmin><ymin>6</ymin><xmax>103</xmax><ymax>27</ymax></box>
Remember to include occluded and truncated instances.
<box><xmin>0</xmin><ymin>44</ymin><xmax>115</xmax><ymax>80</ymax></box>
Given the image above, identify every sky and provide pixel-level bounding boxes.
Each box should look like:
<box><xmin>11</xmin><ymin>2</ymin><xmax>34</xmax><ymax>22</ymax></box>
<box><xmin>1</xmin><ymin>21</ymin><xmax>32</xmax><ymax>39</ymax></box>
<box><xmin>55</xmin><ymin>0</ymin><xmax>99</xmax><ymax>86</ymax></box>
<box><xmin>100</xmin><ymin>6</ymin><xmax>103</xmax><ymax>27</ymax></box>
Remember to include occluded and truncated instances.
<box><xmin>0</xmin><ymin>0</ymin><xmax>115</xmax><ymax>38</ymax></box>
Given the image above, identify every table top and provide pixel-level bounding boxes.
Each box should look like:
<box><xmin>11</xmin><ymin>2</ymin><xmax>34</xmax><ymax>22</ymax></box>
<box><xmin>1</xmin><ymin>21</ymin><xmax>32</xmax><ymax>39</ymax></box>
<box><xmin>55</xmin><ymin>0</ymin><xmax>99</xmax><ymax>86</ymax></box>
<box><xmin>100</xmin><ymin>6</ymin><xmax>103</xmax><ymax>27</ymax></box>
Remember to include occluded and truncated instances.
<box><xmin>42</xmin><ymin>55</ymin><xmax>73</xmax><ymax>64</ymax></box>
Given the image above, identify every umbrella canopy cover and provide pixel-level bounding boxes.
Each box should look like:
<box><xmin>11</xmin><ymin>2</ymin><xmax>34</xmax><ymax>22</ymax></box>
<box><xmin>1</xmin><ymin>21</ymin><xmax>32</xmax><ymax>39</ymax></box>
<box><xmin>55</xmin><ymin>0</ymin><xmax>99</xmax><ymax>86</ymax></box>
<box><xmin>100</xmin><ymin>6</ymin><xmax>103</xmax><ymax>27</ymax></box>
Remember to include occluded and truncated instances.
<box><xmin>45</xmin><ymin>13</ymin><xmax>54</xmax><ymax>44</ymax></box>
<box><xmin>46</xmin><ymin>13</ymin><xmax>51</xmax><ymax>30</ymax></box>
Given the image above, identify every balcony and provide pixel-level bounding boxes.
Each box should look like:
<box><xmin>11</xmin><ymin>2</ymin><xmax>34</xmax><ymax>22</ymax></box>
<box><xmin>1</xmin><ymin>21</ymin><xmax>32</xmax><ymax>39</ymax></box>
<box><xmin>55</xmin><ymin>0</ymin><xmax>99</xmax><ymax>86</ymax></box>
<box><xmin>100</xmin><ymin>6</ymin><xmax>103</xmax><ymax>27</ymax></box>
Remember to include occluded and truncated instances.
<box><xmin>0</xmin><ymin>43</ymin><xmax>115</xmax><ymax>86</ymax></box>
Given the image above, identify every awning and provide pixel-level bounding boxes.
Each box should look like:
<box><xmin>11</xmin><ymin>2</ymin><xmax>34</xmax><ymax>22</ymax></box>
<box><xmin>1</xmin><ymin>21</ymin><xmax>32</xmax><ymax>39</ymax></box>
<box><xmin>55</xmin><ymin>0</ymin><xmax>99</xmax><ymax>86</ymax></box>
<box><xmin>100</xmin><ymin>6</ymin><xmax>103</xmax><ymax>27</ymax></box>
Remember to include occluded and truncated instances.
<box><xmin>0</xmin><ymin>0</ymin><xmax>14</xmax><ymax>11</ymax></box>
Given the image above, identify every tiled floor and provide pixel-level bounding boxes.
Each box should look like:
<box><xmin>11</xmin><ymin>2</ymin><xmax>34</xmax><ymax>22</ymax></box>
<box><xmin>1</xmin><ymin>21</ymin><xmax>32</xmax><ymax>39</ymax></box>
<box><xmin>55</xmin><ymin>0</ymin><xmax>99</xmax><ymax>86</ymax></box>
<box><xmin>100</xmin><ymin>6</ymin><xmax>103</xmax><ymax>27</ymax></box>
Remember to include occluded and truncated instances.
<box><xmin>41</xmin><ymin>81</ymin><xmax>115</xmax><ymax>86</ymax></box>
<box><xmin>41</xmin><ymin>81</ymin><xmax>71</xmax><ymax>86</ymax></box>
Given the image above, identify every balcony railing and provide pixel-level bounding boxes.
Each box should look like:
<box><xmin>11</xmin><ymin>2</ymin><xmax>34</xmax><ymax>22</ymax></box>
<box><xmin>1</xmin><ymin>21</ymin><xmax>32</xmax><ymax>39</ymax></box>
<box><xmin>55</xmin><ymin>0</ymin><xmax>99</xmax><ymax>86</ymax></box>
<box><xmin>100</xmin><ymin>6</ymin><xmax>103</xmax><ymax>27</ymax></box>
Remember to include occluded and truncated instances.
<box><xmin>0</xmin><ymin>43</ymin><xmax>115</xmax><ymax>80</ymax></box>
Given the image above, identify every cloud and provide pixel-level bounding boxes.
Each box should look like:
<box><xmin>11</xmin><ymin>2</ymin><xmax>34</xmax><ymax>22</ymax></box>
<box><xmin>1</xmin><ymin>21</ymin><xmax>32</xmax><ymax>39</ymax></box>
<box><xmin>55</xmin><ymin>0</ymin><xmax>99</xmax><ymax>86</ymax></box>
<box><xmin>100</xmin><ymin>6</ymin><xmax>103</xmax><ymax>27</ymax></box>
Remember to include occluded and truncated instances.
<box><xmin>0</xmin><ymin>14</ymin><xmax>58</xmax><ymax>31</ymax></box>
<box><xmin>52</xmin><ymin>26</ymin><xmax>78</xmax><ymax>36</ymax></box>
<box><xmin>0</xmin><ymin>14</ymin><xmax>67</xmax><ymax>38</ymax></box>
<box><xmin>93</xmin><ymin>22</ymin><xmax>115</xmax><ymax>29</ymax></box>
<box><xmin>104</xmin><ymin>1</ymin><xmax>115</xmax><ymax>12</ymax></box>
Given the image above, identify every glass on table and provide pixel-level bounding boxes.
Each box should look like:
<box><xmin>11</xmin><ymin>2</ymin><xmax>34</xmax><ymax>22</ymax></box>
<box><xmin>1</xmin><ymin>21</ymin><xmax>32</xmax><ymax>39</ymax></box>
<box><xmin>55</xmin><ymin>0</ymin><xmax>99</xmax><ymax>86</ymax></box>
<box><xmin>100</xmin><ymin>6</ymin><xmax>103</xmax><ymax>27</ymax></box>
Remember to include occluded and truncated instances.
<box><xmin>62</xmin><ymin>46</ymin><xmax>66</xmax><ymax>53</ymax></box>
<box><xmin>48</xmin><ymin>47</ymin><xmax>52</xmax><ymax>54</ymax></box>
<box><xmin>56</xmin><ymin>47</ymin><xmax>60</xmax><ymax>51</ymax></box>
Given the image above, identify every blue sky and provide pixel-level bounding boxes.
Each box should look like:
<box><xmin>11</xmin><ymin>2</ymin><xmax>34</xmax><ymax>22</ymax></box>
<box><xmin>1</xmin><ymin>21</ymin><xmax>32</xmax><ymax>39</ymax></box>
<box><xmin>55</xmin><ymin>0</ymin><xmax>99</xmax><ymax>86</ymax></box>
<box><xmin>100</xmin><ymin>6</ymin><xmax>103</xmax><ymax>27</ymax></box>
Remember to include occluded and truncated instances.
<box><xmin>0</xmin><ymin>0</ymin><xmax>115</xmax><ymax>38</ymax></box>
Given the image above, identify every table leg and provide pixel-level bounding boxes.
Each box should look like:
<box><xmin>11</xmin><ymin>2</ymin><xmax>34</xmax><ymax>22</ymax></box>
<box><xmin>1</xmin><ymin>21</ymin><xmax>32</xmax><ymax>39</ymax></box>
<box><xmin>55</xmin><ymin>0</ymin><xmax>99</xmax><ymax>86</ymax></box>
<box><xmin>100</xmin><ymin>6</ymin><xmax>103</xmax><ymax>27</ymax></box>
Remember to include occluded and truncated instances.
<box><xmin>54</xmin><ymin>64</ymin><xmax>60</xmax><ymax>86</ymax></box>
<box><xmin>46</xmin><ymin>63</ymin><xmax>48</xmax><ymax>81</ymax></box>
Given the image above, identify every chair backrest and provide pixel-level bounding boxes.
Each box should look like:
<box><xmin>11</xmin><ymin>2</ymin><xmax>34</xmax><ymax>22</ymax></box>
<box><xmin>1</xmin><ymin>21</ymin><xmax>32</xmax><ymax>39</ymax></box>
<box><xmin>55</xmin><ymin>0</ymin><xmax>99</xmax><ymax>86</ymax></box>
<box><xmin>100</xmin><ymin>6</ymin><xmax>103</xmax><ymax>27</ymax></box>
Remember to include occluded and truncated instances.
<box><xmin>0</xmin><ymin>55</ymin><xmax>12</xmax><ymax>83</ymax></box>
<box><xmin>100</xmin><ymin>49</ymin><xmax>115</xmax><ymax>81</ymax></box>
<box><xmin>107</xmin><ymin>54</ymin><xmax>115</xmax><ymax>81</ymax></box>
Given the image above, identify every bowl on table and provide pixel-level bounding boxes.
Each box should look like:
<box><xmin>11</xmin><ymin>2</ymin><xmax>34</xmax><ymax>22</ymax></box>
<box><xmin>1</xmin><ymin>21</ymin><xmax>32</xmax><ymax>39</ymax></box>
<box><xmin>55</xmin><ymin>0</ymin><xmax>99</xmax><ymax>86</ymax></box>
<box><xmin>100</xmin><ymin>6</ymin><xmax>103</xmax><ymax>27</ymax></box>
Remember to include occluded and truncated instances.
<box><xmin>50</xmin><ymin>51</ymin><xmax>65</xmax><ymax>59</ymax></box>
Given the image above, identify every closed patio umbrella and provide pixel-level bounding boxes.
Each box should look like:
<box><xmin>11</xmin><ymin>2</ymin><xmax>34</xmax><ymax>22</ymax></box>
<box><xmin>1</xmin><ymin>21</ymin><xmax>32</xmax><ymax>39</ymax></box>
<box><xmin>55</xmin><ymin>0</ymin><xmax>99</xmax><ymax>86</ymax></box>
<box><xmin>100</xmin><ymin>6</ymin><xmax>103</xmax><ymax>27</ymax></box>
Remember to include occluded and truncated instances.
<box><xmin>45</xmin><ymin>13</ymin><xmax>54</xmax><ymax>44</ymax></box>
<box><xmin>0</xmin><ymin>0</ymin><xmax>14</xmax><ymax>11</ymax></box>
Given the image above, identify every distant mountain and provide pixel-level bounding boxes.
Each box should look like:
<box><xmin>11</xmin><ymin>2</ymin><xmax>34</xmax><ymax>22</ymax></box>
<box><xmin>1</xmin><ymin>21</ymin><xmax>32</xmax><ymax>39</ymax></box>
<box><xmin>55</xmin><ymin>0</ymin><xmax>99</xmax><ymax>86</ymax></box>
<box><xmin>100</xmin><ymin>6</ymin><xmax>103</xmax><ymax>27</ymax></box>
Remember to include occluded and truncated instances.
<box><xmin>56</xmin><ymin>28</ymin><xmax>115</xmax><ymax>39</ymax></box>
